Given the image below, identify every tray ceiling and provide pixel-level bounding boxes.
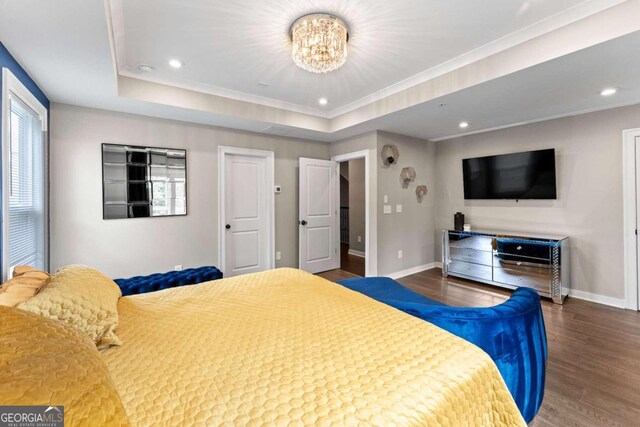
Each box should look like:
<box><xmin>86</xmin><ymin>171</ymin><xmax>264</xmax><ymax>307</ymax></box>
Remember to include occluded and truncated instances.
<box><xmin>0</xmin><ymin>0</ymin><xmax>638</xmax><ymax>142</ymax></box>
<box><xmin>113</xmin><ymin>0</ymin><xmax>603</xmax><ymax>115</ymax></box>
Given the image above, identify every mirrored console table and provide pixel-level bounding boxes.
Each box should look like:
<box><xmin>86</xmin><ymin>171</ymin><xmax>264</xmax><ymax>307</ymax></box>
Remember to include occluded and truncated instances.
<box><xmin>442</xmin><ymin>229</ymin><xmax>570</xmax><ymax>304</ymax></box>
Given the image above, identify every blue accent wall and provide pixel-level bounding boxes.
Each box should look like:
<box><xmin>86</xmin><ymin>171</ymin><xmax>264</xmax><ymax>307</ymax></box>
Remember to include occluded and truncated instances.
<box><xmin>0</xmin><ymin>42</ymin><xmax>49</xmax><ymax>109</ymax></box>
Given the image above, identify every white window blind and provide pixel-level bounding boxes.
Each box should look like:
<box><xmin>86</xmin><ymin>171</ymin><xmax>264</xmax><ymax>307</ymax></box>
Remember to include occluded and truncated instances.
<box><xmin>7</xmin><ymin>93</ymin><xmax>45</xmax><ymax>271</ymax></box>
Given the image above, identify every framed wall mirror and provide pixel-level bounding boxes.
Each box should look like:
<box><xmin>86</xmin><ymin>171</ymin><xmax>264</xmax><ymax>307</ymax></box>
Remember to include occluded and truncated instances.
<box><xmin>102</xmin><ymin>143</ymin><xmax>187</xmax><ymax>219</ymax></box>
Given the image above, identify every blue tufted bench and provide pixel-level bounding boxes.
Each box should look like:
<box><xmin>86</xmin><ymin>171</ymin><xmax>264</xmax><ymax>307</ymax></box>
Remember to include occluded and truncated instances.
<box><xmin>337</xmin><ymin>277</ymin><xmax>547</xmax><ymax>423</ymax></box>
<box><xmin>114</xmin><ymin>266</ymin><xmax>223</xmax><ymax>296</ymax></box>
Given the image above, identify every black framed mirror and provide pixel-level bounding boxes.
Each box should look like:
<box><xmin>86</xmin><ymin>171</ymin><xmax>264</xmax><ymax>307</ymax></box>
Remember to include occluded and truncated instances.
<box><xmin>102</xmin><ymin>143</ymin><xmax>187</xmax><ymax>219</ymax></box>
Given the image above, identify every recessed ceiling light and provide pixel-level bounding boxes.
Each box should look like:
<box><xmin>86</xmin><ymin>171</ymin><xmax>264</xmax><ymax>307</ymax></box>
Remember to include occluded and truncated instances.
<box><xmin>318</xmin><ymin>97</ymin><xmax>328</xmax><ymax>106</ymax></box>
<box><xmin>600</xmin><ymin>88</ymin><xmax>617</xmax><ymax>96</ymax></box>
<box><xmin>168</xmin><ymin>59</ymin><xmax>183</xmax><ymax>69</ymax></box>
<box><xmin>138</xmin><ymin>64</ymin><xmax>155</xmax><ymax>73</ymax></box>
<box><xmin>459</xmin><ymin>121</ymin><xmax>469</xmax><ymax>129</ymax></box>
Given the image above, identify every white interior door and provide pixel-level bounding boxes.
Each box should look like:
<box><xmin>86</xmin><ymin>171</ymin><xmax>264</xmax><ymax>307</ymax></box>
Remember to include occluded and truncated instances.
<box><xmin>299</xmin><ymin>157</ymin><xmax>338</xmax><ymax>273</ymax></box>
<box><xmin>222</xmin><ymin>151</ymin><xmax>273</xmax><ymax>277</ymax></box>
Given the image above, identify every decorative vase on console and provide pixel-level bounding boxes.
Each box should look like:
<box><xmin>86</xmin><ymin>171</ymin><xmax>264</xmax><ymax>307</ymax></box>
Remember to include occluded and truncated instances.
<box><xmin>454</xmin><ymin>212</ymin><xmax>465</xmax><ymax>231</ymax></box>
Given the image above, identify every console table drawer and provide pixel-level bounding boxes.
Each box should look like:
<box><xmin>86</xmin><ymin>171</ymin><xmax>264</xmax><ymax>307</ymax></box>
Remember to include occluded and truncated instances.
<box><xmin>449</xmin><ymin>261</ymin><xmax>493</xmax><ymax>281</ymax></box>
<box><xmin>449</xmin><ymin>247</ymin><xmax>493</xmax><ymax>266</ymax></box>
<box><xmin>496</xmin><ymin>238</ymin><xmax>553</xmax><ymax>263</ymax></box>
<box><xmin>493</xmin><ymin>265</ymin><xmax>552</xmax><ymax>294</ymax></box>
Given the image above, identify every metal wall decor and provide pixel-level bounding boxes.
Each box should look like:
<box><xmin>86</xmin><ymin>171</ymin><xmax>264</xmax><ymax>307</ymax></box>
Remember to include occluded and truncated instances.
<box><xmin>381</xmin><ymin>145</ymin><xmax>399</xmax><ymax>165</ymax></box>
<box><xmin>102</xmin><ymin>143</ymin><xmax>187</xmax><ymax>219</ymax></box>
<box><xmin>400</xmin><ymin>167</ymin><xmax>416</xmax><ymax>184</ymax></box>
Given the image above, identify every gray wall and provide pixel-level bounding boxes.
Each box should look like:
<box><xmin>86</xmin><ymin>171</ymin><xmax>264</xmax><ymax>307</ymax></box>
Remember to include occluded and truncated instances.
<box><xmin>435</xmin><ymin>104</ymin><xmax>640</xmax><ymax>300</ymax></box>
<box><xmin>348</xmin><ymin>158</ymin><xmax>366</xmax><ymax>252</ymax></box>
<box><xmin>50</xmin><ymin>104</ymin><xmax>330</xmax><ymax>278</ymax></box>
<box><xmin>330</xmin><ymin>131</ymin><xmax>436</xmax><ymax>276</ymax></box>
<box><xmin>49</xmin><ymin>100</ymin><xmax>638</xmax><ymax>301</ymax></box>
<box><xmin>377</xmin><ymin>132</ymin><xmax>436</xmax><ymax>275</ymax></box>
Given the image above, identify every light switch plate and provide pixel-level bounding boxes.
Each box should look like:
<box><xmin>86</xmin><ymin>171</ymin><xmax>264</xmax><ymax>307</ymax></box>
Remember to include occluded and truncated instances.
<box><xmin>384</xmin><ymin>195</ymin><xmax>388</xmax><ymax>203</ymax></box>
<box><xmin>383</xmin><ymin>205</ymin><xmax>392</xmax><ymax>214</ymax></box>
<box><xmin>396</xmin><ymin>204</ymin><xmax>402</xmax><ymax>213</ymax></box>
<box><xmin>174</xmin><ymin>265</ymin><xmax>183</xmax><ymax>271</ymax></box>
<box><xmin>275</xmin><ymin>251</ymin><xmax>282</xmax><ymax>260</ymax></box>
<box><xmin>398</xmin><ymin>250</ymin><xmax>403</xmax><ymax>259</ymax></box>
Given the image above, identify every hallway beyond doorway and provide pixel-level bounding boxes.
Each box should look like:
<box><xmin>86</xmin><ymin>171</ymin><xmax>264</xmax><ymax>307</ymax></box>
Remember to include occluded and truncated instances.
<box><xmin>340</xmin><ymin>243</ymin><xmax>365</xmax><ymax>276</ymax></box>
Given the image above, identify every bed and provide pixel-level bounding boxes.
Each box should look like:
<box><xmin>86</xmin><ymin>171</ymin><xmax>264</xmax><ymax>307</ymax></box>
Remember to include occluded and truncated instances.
<box><xmin>1</xmin><ymin>267</ymin><xmax>525</xmax><ymax>426</ymax></box>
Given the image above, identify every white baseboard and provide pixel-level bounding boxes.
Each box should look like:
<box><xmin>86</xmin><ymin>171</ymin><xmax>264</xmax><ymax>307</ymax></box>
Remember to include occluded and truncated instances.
<box><xmin>568</xmin><ymin>289</ymin><xmax>627</xmax><ymax>309</ymax></box>
<box><xmin>347</xmin><ymin>249</ymin><xmax>366</xmax><ymax>258</ymax></box>
<box><xmin>382</xmin><ymin>262</ymin><xmax>627</xmax><ymax>309</ymax></box>
<box><xmin>386</xmin><ymin>262</ymin><xmax>440</xmax><ymax>280</ymax></box>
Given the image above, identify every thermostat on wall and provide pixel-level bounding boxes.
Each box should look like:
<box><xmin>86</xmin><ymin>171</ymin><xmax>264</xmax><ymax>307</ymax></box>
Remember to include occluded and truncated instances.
<box><xmin>275</xmin><ymin>185</ymin><xmax>282</xmax><ymax>193</ymax></box>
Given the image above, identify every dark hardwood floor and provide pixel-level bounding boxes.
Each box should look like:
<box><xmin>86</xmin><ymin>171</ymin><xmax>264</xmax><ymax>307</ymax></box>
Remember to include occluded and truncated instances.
<box><xmin>318</xmin><ymin>267</ymin><xmax>640</xmax><ymax>427</ymax></box>
<box><xmin>339</xmin><ymin>243</ymin><xmax>365</xmax><ymax>277</ymax></box>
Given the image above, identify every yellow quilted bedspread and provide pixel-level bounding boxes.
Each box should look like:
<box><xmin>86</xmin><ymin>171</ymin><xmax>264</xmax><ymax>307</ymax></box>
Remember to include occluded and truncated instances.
<box><xmin>102</xmin><ymin>268</ymin><xmax>525</xmax><ymax>426</ymax></box>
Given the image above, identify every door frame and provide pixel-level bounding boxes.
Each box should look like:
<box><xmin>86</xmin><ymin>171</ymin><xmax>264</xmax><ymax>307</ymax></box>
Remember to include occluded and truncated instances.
<box><xmin>218</xmin><ymin>146</ymin><xmax>275</xmax><ymax>275</ymax></box>
<box><xmin>622</xmin><ymin>128</ymin><xmax>640</xmax><ymax>311</ymax></box>
<box><xmin>332</xmin><ymin>150</ymin><xmax>375</xmax><ymax>277</ymax></box>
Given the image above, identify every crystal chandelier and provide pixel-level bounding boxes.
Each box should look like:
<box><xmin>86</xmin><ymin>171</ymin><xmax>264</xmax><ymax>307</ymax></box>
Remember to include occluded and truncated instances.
<box><xmin>290</xmin><ymin>14</ymin><xmax>349</xmax><ymax>73</ymax></box>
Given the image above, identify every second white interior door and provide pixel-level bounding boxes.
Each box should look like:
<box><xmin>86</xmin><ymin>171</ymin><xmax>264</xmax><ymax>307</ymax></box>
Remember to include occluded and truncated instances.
<box><xmin>299</xmin><ymin>157</ymin><xmax>339</xmax><ymax>273</ymax></box>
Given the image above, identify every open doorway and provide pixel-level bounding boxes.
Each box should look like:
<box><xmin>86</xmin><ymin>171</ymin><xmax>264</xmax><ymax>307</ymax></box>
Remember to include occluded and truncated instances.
<box><xmin>338</xmin><ymin>159</ymin><xmax>366</xmax><ymax>276</ymax></box>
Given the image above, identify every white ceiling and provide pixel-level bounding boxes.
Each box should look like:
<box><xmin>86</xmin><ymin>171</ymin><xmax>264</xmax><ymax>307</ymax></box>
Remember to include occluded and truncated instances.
<box><xmin>0</xmin><ymin>0</ymin><xmax>638</xmax><ymax>142</ymax></box>
<box><xmin>115</xmin><ymin>0</ymin><xmax>591</xmax><ymax>113</ymax></box>
<box><xmin>334</xmin><ymin>30</ymin><xmax>640</xmax><ymax>141</ymax></box>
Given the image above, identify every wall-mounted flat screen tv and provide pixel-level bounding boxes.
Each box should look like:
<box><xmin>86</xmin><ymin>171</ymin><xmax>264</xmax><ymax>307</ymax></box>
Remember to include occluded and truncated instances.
<box><xmin>462</xmin><ymin>148</ymin><xmax>557</xmax><ymax>200</ymax></box>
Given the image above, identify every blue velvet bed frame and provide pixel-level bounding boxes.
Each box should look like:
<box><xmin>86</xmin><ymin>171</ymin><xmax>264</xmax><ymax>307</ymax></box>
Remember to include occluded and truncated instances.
<box><xmin>337</xmin><ymin>277</ymin><xmax>547</xmax><ymax>423</ymax></box>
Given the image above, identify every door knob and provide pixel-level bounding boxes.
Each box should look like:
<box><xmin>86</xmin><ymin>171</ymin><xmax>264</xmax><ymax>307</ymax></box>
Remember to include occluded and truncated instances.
<box><xmin>300</xmin><ymin>220</ymin><xmax>307</xmax><ymax>226</ymax></box>
<box><xmin>225</xmin><ymin>224</ymin><xmax>231</xmax><ymax>229</ymax></box>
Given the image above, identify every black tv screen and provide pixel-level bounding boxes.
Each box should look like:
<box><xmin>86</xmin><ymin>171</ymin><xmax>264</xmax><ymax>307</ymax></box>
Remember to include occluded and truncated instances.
<box><xmin>462</xmin><ymin>149</ymin><xmax>557</xmax><ymax>199</ymax></box>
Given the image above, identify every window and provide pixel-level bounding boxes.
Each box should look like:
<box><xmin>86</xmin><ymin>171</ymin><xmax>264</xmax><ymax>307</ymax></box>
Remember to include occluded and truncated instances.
<box><xmin>2</xmin><ymin>69</ymin><xmax>47</xmax><ymax>280</ymax></box>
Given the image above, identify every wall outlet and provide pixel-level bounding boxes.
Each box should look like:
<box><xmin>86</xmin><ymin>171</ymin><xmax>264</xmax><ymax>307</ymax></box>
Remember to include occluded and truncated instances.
<box><xmin>174</xmin><ymin>265</ymin><xmax>183</xmax><ymax>271</ymax></box>
<box><xmin>275</xmin><ymin>251</ymin><xmax>282</xmax><ymax>261</ymax></box>
<box><xmin>383</xmin><ymin>205</ymin><xmax>392</xmax><ymax>214</ymax></box>
<box><xmin>397</xmin><ymin>250</ymin><xmax>403</xmax><ymax>259</ymax></box>
<box><xmin>396</xmin><ymin>204</ymin><xmax>402</xmax><ymax>213</ymax></box>
<box><xmin>357</xmin><ymin>236</ymin><xmax>362</xmax><ymax>243</ymax></box>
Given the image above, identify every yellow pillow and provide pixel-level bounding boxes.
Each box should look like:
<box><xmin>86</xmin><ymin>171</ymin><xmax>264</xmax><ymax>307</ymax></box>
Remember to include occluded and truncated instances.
<box><xmin>0</xmin><ymin>266</ymin><xmax>50</xmax><ymax>307</ymax></box>
<box><xmin>0</xmin><ymin>305</ymin><xmax>130</xmax><ymax>426</ymax></box>
<box><xmin>17</xmin><ymin>265</ymin><xmax>122</xmax><ymax>349</ymax></box>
